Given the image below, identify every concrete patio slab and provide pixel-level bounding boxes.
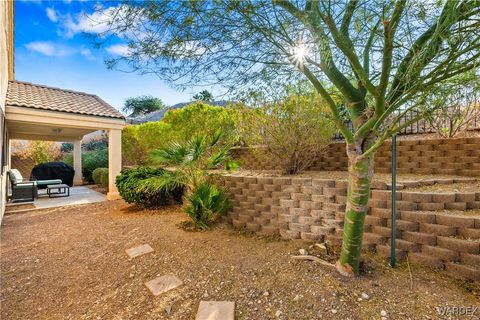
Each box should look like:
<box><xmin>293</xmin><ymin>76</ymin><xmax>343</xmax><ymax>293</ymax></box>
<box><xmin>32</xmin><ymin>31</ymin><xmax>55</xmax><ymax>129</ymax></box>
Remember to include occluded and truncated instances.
<box><xmin>125</xmin><ymin>244</ymin><xmax>154</xmax><ymax>259</ymax></box>
<box><xmin>145</xmin><ymin>275</ymin><xmax>183</xmax><ymax>296</ymax></box>
<box><xmin>196</xmin><ymin>301</ymin><xmax>235</xmax><ymax>320</ymax></box>
<box><xmin>6</xmin><ymin>186</ymin><xmax>106</xmax><ymax>213</ymax></box>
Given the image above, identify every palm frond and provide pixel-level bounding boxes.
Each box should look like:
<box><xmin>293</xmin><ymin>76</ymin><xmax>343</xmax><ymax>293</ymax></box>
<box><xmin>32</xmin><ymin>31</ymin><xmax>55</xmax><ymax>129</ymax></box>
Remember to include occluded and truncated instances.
<box><xmin>150</xmin><ymin>141</ymin><xmax>187</xmax><ymax>165</ymax></box>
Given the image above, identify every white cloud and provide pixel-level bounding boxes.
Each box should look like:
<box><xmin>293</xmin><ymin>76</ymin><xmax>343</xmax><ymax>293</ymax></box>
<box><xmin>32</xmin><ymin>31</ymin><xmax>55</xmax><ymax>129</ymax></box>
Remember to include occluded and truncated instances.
<box><xmin>25</xmin><ymin>41</ymin><xmax>55</xmax><ymax>56</ymax></box>
<box><xmin>46</xmin><ymin>7</ymin><xmax>58</xmax><ymax>22</ymax></box>
<box><xmin>80</xmin><ymin>47</ymin><xmax>95</xmax><ymax>60</ymax></box>
<box><xmin>25</xmin><ymin>41</ymin><xmax>75</xmax><ymax>57</ymax></box>
<box><xmin>63</xmin><ymin>6</ymin><xmax>117</xmax><ymax>38</ymax></box>
<box><xmin>105</xmin><ymin>44</ymin><xmax>131</xmax><ymax>57</ymax></box>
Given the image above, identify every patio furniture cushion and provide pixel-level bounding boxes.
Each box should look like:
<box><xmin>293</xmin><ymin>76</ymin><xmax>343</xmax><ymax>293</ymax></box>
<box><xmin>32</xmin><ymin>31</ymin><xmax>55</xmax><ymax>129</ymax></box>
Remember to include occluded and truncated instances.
<box><xmin>35</xmin><ymin>179</ymin><xmax>63</xmax><ymax>186</ymax></box>
<box><xmin>15</xmin><ymin>182</ymin><xmax>37</xmax><ymax>188</ymax></box>
<box><xmin>8</xmin><ymin>169</ymin><xmax>24</xmax><ymax>183</ymax></box>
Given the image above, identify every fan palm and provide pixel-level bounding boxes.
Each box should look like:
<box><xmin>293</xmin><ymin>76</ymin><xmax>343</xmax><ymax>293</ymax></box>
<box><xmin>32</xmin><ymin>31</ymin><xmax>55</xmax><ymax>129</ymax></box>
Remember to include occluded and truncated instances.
<box><xmin>147</xmin><ymin>130</ymin><xmax>238</xmax><ymax>229</ymax></box>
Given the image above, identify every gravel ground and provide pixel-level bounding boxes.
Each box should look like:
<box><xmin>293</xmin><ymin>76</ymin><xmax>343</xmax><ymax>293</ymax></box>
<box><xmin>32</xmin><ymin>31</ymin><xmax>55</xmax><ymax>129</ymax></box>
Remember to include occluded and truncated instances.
<box><xmin>1</xmin><ymin>201</ymin><xmax>479</xmax><ymax>320</ymax></box>
<box><xmin>228</xmin><ymin>169</ymin><xmax>476</xmax><ymax>184</ymax></box>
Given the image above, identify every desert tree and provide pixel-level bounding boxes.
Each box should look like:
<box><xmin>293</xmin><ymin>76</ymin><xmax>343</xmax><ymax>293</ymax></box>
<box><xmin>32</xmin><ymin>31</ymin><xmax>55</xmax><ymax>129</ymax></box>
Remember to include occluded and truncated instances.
<box><xmin>123</xmin><ymin>95</ymin><xmax>165</xmax><ymax>116</ymax></box>
<box><xmin>96</xmin><ymin>0</ymin><xmax>480</xmax><ymax>276</ymax></box>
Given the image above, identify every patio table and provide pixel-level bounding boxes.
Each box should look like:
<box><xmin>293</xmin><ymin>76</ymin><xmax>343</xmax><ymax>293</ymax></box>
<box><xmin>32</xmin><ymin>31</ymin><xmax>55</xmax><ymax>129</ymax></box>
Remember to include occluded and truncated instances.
<box><xmin>46</xmin><ymin>184</ymin><xmax>70</xmax><ymax>198</ymax></box>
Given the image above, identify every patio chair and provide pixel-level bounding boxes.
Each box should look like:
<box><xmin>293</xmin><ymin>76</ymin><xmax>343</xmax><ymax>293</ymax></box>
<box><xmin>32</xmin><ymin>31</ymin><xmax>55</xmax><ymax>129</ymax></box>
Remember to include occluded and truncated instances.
<box><xmin>8</xmin><ymin>169</ymin><xmax>62</xmax><ymax>202</ymax></box>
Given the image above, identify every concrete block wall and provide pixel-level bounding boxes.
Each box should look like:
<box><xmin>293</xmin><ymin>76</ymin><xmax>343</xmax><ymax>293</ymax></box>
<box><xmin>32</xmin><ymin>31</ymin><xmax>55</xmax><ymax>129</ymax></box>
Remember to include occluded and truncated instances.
<box><xmin>233</xmin><ymin>137</ymin><xmax>480</xmax><ymax>177</ymax></box>
<box><xmin>220</xmin><ymin>175</ymin><xmax>480</xmax><ymax>281</ymax></box>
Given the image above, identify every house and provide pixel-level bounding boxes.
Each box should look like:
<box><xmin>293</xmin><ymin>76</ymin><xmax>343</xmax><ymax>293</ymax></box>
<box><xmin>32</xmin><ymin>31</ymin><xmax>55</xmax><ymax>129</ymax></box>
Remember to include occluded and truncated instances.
<box><xmin>0</xmin><ymin>2</ymin><xmax>126</xmax><ymax>220</ymax></box>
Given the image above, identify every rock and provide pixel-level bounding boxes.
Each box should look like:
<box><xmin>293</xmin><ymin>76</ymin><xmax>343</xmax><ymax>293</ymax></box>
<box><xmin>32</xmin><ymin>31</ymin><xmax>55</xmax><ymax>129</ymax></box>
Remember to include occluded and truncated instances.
<box><xmin>381</xmin><ymin>310</ymin><xmax>387</xmax><ymax>317</ymax></box>
<box><xmin>263</xmin><ymin>291</ymin><xmax>269</xmax><ymax>297</ymax></box>
<box><xmin>165</xmin><ymin>305</ymin><xmax>172</xmax><ymax>315</ymax></box>
<box><xmin>361</xmin><ymin>292</ymin><xmax>370</xmax><ymax>300</ymax></box>
<box><xmin>331</xmin><ymin>309</ymin><xmax>337</xmax><ymax>314</ymax></box>
<box><xmin>299</xmin><ymin>249</ymin><xmax>308</xmax><ymax>255</ymax></box>
<box><xmin>293</xmin><ymin>294</ymin><xmax>301</xmax><ymax>302</ymax></box>
<box><xmin>275</xmin><ymin>310</ymin><xmax>282</xmax><ymax>317</ymax></box>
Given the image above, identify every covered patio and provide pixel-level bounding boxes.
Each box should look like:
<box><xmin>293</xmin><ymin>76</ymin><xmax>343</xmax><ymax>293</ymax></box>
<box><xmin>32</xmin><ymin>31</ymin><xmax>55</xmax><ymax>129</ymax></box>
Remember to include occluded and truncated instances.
<box><xmin>4</xmin><ymin>80</ymin><xmax>126</xmax><ymax>202</ymax></box>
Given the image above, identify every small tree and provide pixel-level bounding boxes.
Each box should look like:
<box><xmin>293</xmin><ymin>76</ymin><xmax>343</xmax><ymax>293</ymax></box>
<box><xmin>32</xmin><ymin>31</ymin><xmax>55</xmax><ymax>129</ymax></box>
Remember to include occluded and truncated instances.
<box><xmin>98</xmin><ymin>0</ymin><xmax>480</xmax><ymax>276</ymax></box>
<box><xmin>123</xmin><ymin>95</ymin><xmax>165</xmax><ymax>117</ymax></box>
<box><xmin>193</xmin><ymin>90</ymin><xmax>214</xmax><ymax>102</ymax></box>
<box><xmin>427</xmin><ymin>80</ymin><xmax>480</xmax><ymax>138</ymax></box>
<box><xmin>12</xmin><ymin>140</ymin><xmax>61</xmax><ymax>164</ymax></box>
<box><xmin>240</xmin><ymin>92</ymin><xmax>336</xmax><ymax>174</ymax></box>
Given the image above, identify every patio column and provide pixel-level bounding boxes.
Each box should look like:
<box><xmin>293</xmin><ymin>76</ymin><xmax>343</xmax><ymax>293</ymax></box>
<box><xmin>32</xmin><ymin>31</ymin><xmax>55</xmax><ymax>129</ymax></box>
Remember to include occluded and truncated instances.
<box><xmin>107</xmin><ymin>128</ymin><xmax>122</xmax><ymax>200</ymax></box>
<box><xmin>73</xmin><ymin>140</ymin><xmax>82</xmax><ymax>185</ymax></box>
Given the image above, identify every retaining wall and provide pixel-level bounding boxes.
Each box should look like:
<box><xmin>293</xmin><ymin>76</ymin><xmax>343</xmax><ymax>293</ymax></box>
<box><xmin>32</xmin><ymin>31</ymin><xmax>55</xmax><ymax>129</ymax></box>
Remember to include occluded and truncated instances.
<box><xmin>231</xmin><ymin>136</ymin><xmax>480</xmax><ymax>177</ymax></box>
<box><xmin>219</xmin><ymin>175</ymin><xmax>480</xmax><ymax>281</ymax></box>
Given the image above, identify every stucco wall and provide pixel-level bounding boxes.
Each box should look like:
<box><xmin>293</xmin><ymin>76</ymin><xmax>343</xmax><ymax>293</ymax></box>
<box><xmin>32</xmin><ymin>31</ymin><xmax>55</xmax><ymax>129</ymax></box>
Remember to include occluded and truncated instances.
<box><xmin>0</xmin><ymin>0</ymin><xmax>14</xmax><ymax>220</ymax></box>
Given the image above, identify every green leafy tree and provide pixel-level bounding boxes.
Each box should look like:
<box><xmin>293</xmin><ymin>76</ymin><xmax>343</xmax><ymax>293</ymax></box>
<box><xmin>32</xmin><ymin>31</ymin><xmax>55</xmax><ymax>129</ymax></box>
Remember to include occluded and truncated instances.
<box><xmin>193</xmin><ymin>90</ymin><xmax>214</xmax><ymax>102</ymax></box>
<box><xmin>122</xmin><ymin>102</ymin><xmax>239</xmax><ymax>165</ymax></box>
<box><xmin>99</xmin><ymin>1</ymin><xmax>480</xmax><ymax>276</ymax></box>
<box><xmin>123</xmin><ymin>95</ymin><xmax>165</xmax><ymax>117</ymax></box>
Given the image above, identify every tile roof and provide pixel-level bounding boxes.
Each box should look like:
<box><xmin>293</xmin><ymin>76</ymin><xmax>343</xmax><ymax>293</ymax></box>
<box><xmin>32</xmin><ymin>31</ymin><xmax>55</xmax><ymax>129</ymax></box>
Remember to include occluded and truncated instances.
<box><xmin>6</xmin><ymin>80</ymin><xmax>125</xmax><ymax>119</ymax></box>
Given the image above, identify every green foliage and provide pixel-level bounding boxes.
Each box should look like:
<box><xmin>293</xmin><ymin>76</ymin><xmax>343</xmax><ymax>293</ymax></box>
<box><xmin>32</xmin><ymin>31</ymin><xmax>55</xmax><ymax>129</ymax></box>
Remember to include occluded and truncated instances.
<box><xmin>63</xmin><ymin>148</ymin><xmax>108</xmax><ymax>182</ymax></box>
<box><xmin>123</xmin><ymin>95</ymin><xmax>165</xmax><ymax>116</ymax></box>
<box><xmin>115</xmin><ymin>167</ymin><xmax>183</xmax><ymax>208</ymax></box>
<box><xmin>83</xmin><ymin>149</ymin><xmax>108</xmax><ymax>182</ymax></box>
<box><xmin>92</xmin><ymin>167</ymin><xmax>109</xmax><ymax>188</ymax></box>
<box><xmin>193</xmin><ymin>90</ymin><xmax>213</xmax><ymax>102</ymax></box>
<box><xmin>122</xmin><ymin>102</ymin><xmax>239</xmax><ymax>165</ymax></box>
<box><xmin>239</xmin><ymin>93</ymin><xmax>336</xmax><ymax>174</ymax></box>
<box><xmin>148</xmin><ymin>131</ymin><xmax>237</xmax><ymax>229</ymax></box>
<box><xmin>185</xmin><ymin>183</ymin><xmax>231</xmax><ymax>230</ymax></box>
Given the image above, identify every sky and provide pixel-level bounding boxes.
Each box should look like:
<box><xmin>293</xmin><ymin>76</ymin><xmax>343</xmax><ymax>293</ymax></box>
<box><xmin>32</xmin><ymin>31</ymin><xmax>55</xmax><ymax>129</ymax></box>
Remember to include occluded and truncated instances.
<box><xmin>14</xmin><ymin>0</ymin><xmax>215</xmax><ymax>114</ymax></box>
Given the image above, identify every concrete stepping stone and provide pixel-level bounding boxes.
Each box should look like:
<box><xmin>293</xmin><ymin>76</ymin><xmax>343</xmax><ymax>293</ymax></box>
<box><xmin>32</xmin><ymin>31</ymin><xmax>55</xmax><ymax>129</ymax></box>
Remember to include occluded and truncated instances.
<box><xmin>196</xmin><ymin>301</ymin><xmax>235</xmax><ymax>320</ymax></box>
<box><xmin>125</xmin><ymin>244</ymin><xmax>154</xmax><ymax>259</ymax></box>
<box><xmin>145</xmin><ymin>274</ymin><xmax>183</xmax><ymax>296</ymax></box>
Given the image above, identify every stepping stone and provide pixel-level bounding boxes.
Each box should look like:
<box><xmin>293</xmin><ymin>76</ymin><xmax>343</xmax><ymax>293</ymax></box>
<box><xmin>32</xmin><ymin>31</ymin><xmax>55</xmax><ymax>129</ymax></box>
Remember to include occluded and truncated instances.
<box><xmin>196</xmin><ymin>301</ymin><xmax>235</xmax><ymax>320</ymax></box>
<box><xmin>125</xmin><ymin>244</ymin><xmax>154</xmax><ymax>259</ymax></box>
<box><xmin>145</xmin><ymin>275</ymin><xmax>183</xmax><ymax>296</ymax></box>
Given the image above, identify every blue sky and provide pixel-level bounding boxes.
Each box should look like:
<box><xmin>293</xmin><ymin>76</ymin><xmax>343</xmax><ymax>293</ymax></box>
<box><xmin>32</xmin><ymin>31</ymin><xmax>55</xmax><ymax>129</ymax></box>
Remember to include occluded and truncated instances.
<box><xmin>14</xmin><ymin>0</ymin><xmax>214</xmax><ymax>113</ymax></box>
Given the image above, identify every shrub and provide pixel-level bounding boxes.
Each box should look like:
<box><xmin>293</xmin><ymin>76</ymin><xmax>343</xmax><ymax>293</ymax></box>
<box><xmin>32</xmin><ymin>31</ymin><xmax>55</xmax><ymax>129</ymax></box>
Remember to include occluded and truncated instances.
<box><xmin>92</xmin><ymin>167</ymin><xmax>109</xmax><ymax>188</ymax></box>
<box><xmin>149</xmin><ymin>131</ymin><xmax>238</xmax><ymax>228</ymax></box>
<box><xmin>62</xmin><ymin>148</ymin><xmax>108</xmax><ymax>182</ymax></box>
<box><xmin>83</xmin><ymin>149</ymin><xmax>108</xmax><ymax>182</ymax></box>
<box><xmin>115</xmin><ymin>167</ymin><xmax>183</xmax><ymax>208</ymax></box>
<box><xmin>239</xmin><ymin>93</ymin><xmax>336</xmax><ymax>174</ymax></box>
<box><xmin>184</xmin><ymin>183</ymin><xmax>231</xmax><ymax>230</ymax></box>
<box><xmin>122</xmin><ymin>102</ymin><xmax>239</xmax><ymax>165</ymax></box>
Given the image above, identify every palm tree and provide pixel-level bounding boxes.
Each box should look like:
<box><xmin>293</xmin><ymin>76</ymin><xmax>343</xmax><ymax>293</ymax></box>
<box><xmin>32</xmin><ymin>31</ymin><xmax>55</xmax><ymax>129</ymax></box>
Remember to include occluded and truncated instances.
<box><xmin>145</xmin><ymin>130</ymin><xmax>237</xmax><ymax>229</ymax></box>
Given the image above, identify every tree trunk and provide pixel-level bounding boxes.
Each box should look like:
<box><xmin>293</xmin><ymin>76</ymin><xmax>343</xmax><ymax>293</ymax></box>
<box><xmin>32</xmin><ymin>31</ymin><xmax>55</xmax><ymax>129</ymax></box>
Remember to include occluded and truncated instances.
<box><xmin>336</xmin><ymin>141</ymin><xmax>375</xmax><ymax>276</ymax></box>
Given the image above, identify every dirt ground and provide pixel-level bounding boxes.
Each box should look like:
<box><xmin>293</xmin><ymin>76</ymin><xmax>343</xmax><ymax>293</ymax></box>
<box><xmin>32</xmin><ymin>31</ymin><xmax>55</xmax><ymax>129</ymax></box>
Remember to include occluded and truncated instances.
<box><xmin>1</xmin><ymin>202</ymin><xmax>479</xmax><ymax>320</ymax></box>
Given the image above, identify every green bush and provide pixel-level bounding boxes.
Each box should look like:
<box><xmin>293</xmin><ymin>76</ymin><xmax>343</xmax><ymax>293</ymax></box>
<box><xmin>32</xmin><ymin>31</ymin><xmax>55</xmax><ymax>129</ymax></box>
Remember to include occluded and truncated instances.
<box><xmin>115</xmin><ymin>167</ymin><xmax>184</xmax><ymax>208</ymax></box>
<box><xmin>62</xmin><ymin>148</ymin><xmax>108</xmax><ymax>182</ymax></box>
<box><xmin>92</xmin><ymin>167</ymin><xmax>109</xmax><ymax>188</ymax></box>
<box><xmin>83</xmin><ymin>149</ymin><xmax>108</xmax><ymax>182</ymax></box>
<box><xmin>185</xmin><ymin>183</ymin><xmax>231</xmax><ymax>230</ymax></box>
<box><xmin>122</xmin><ymin>102</ymin><xmax>239</xmax><ymax>165</ymax></box>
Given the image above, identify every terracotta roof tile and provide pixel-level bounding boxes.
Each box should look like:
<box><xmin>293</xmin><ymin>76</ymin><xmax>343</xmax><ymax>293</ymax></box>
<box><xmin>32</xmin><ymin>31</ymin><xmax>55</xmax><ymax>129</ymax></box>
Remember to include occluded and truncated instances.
<box><xmin>6</xmin><ymin>80</ymin><xmax>125</xmax><ymax>119</ymax></box>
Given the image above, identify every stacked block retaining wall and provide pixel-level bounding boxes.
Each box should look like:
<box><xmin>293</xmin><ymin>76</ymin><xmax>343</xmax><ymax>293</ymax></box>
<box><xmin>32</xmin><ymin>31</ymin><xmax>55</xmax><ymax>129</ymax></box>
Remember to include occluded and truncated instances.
<box><xmin>219</xmin><ymin>175</ymin><xmax>480</xmax><ymax>281</ymax></box>
<box><xmin>231</xmin><ymin>137</ymin><xmax>480</xmax><ymax>176</ymax></box>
